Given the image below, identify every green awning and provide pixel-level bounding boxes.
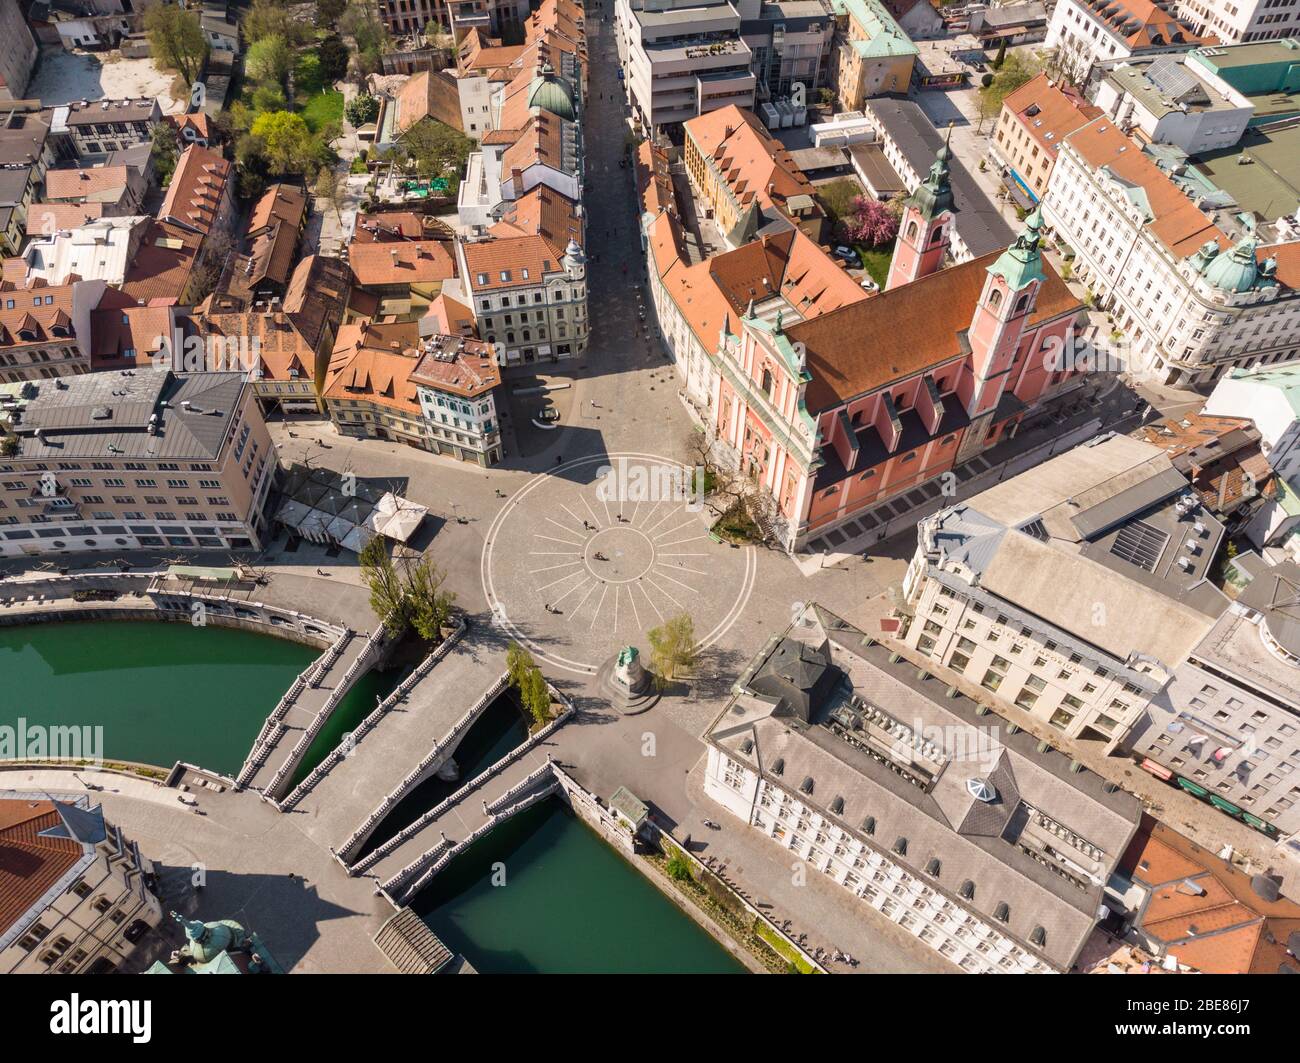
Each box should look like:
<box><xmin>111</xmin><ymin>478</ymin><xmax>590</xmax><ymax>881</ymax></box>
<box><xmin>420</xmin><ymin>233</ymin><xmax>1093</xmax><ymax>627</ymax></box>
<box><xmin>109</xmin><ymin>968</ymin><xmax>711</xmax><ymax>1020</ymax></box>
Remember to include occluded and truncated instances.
<box><xmin>1209</xmin><ymin>795</ymin><xmax>1243</xmax><ymax>816</ymax></box>
<box><xmin>1176</xmin><ymin>777</ymin><xmax>1209</xmax><ymax>798</ymax></box>
<box><xmin>167</xmin><ymin>565</ymin><xmax>240</xmax><ymax>582</ymax></box>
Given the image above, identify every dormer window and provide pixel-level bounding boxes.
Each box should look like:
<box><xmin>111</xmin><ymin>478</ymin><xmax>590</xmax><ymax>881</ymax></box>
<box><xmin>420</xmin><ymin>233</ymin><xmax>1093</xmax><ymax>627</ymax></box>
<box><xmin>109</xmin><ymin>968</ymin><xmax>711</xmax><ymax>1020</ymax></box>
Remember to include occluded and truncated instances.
<box><xmin>499</xmin><ymin>270</ymin><xmax>511</xmax><ymax>282</ymax></box>
<box><xmin>18</xmin><ymin>329</ymin><xmax>35</xmax><ymax>341</ymax></box>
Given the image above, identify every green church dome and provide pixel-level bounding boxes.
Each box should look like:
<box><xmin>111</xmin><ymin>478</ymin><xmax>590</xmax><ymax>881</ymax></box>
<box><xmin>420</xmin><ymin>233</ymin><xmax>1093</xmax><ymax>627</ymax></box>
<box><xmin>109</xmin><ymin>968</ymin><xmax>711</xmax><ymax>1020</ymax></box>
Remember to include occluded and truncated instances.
<box><xmin>528</xmin><ymin>65</ymin><xmax>576</xmax><ymax>122</ymax></box>
<box><xmin>1203</xmin><ymin>236</ymin><xmax>1259</xmax><ymax>293</ymax></box>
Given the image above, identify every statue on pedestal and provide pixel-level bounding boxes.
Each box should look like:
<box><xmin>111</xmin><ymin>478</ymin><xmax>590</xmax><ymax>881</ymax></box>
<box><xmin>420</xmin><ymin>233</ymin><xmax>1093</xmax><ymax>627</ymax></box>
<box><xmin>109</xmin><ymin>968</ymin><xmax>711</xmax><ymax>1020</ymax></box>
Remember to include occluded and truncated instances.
<box><xmin>615</xmin><ymin>646</ymin><xmax>647</xmax><ymax>694</ymax></box>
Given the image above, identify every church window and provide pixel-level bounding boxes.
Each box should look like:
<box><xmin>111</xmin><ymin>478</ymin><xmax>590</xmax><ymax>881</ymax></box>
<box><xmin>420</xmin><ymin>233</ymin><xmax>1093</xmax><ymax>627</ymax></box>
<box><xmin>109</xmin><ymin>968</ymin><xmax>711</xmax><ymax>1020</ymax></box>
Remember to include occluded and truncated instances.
<box><xmin>905</xmin><ymin>220</ymin><xmax>918</xmax><ymax>242</ymax></box>
<box><xmin>988</xmin><ymin>288</ymin><xmax>1003</xmax><ymax>311</ymax></box>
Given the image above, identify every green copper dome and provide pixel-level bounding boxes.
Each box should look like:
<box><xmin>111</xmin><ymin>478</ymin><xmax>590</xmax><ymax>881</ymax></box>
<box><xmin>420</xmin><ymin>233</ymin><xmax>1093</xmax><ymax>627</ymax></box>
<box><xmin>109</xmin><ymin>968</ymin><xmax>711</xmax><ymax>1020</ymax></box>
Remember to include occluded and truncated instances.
<box><xmin>1203</xmin><ymin>236</ymin><xmax>1259</xmax><ymax>293</ymax></box>
<box><xmin>988</xmin><ymin>208</ymin><xmax>1046</xmax><ymax>292</ymax></box>
<box><xmin>528</xmin><ymin>65</ymin><xmax>576</xmax><ymax>122</ymax></box>
<box><xmin>908</xmin><ymin>138</ymin><xmax>953</xmax><ymax>220</ymax></box>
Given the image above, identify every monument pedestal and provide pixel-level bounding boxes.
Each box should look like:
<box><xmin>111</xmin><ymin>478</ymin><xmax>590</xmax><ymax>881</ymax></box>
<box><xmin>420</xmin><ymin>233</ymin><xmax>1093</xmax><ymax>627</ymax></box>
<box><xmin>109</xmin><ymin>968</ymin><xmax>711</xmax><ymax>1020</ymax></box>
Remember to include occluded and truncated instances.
<box><xmin>596</xmin><ymin>646</ymin><xmax>659</xmax><ymax>715</ymax></box>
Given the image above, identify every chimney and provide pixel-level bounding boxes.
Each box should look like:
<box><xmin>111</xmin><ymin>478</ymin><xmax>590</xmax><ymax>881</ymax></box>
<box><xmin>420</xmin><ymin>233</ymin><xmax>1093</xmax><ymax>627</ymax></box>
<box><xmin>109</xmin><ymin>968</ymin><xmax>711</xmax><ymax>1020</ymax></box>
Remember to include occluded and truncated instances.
<box><xmin>512</xmin><ymin>168</ymin><xmax>525</xmax><ymax>197</ymax></box>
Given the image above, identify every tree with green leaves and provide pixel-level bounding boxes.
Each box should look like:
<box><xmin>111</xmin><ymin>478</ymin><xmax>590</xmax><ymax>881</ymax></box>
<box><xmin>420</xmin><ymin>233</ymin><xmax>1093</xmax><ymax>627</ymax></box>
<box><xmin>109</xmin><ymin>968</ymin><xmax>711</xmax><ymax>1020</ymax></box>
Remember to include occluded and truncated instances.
<box><xmin>506</xmin><ymin>642</ymin><xmax>551</xmax><ymax>726</ymax></box>
<box><xmin>145</xmin><ymin>2</ymin><xmax>208</xmax><ymax>87</ymax></box>
<box><xmin>977</xmin><ymin>51</ymin><xmax>1041</xmax><ymax>132</ymax></box>
<box><xmin>992</xmin><ymin>39</ymin><xmax>1007</xmax><ymax>70</ymax></box>
<box><xmin>319</xmin><ymin>35</ymin><xmax>351</xmax><ymax>82</ymax></box>
<box><xmin>506</xmin><ymin>642</ymin><xmax>534</xmax><ymax>690</ymax></box>
<box><xmin>359</xmin><ymin>537</ymin><xmax>407</xmax><ymax>635</ymax></box>
<box><xmin>317</xmin><ymin>0</ymin><xmax>348</xmax><ymax>28</ymax></box>
<box><xmin>246</xmin><ymin>34</ymin><xmax>294</xmax><ymax>91</ymax></box>
<box><xmin>646</xmin><ymin>613</ymin><xmax>697</xmax><ymax>688</ymax></box>
<box><xmin>346</xmin><ymin>93</ymin><xmax>379</xmax><ymax>127</ymax></box>
<box><xmin>404</xmin><ymin>557</ymin><xmax>456</xmax><ymax>641</ymax></box>
<box><xmin>243</xmin><ymin>0</ymin><xmax>310</xmax><ymax>46</ymax></box>
<box><xmin>150</xmin><ymin>121</ymin><xmax>180</xmax><ymax>185</ymax></box>
<box><xmin>250</xmin><ymin>110</ymin><xmax>316</xmax><ymax>175</ymax></box>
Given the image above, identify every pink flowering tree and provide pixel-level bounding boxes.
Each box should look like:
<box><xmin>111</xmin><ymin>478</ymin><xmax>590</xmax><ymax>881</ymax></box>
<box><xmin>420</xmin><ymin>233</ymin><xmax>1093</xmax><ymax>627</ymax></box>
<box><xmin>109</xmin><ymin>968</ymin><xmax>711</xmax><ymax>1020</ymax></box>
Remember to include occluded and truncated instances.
<box><xmin>840</xmin><ymin>195</ymin><xmax>900</xmax><ymax>248</ymax></box>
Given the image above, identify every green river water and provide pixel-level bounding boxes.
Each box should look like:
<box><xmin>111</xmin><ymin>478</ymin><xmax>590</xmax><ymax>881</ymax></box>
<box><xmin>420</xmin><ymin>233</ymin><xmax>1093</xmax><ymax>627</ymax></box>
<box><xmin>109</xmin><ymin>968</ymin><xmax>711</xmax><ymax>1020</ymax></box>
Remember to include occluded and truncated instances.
<box><xmin>1</xmin><ymin>621</ymin><xmax>746</xmax><ymax>973</ymax></box>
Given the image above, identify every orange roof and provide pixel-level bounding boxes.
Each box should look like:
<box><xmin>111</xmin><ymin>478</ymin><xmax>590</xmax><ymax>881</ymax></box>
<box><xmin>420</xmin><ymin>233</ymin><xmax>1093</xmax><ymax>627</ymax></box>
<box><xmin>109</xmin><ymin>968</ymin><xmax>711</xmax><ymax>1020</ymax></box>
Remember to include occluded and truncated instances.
<box><xmin>325</xmin><ymin>319</ymin><xmax>424</xmax><ymax>416</ymax></box>
<box><xmin>121</xmin><ymin>221</ymin><xmax>197</xmax><ymax>304</ymax></box>
<box><xmin>157</xmin><ymin>143</ymin><xmax>231</xmax><ymax>236</ymax></box>
<box><xmin>0</xmin><ymin>800</ymin><xmax>82</xmax><ymax>938</ymax></box>
<box><xmin>243</xmin><ymin>183</ymin><xmax>306</xmax><ymax>289</ymax></box>
<box><xmin>410</xmin><ymin>334</ymin><xmax>500</xmax><ymax>398</ymax></box>
<box><xmin>24</xmin><ymin>201</ymin><xmax>104</xmax><ymax>238</ymax></box>
<box><xmin>352</xmin><ymin>212</ymin><xmax>426</xmax><ymax>242</ymax></box>
<box><xmin>501</xmin><ymin>112</ymin><xmax>576</xmax><ymax>178</ymax></box>
<box><xmin>1066</xmin><ymin>118</ymin><xmax>1222</xmax><ymax>257</ymax></box>
<box><xmin>1120</xmin><ymin>818</ymin><xmax>1300</xmax><ymax>975</ymax></box>
<box><xmin>88</xmin><ymin>297</ymin><xmax>174</xmax><ymax>370</ymax></box>
<box><xmin>685</xmin><ymin>105</ymin><xmax>817</xmax><ymax>217</ymax></box>
<box><xmin>462</xmin><ymin>234</ymin><xmax>568</xmax><ymax>292</ymax></box>
<box><xmin>490</xmin><ymin>185</ymin><xmax>583</xmax><ymax>248</ymax></box>
<box><xmin>44</xmin><ymin>165</ymin><xmax>130</xmax><ymax>202</ymax></box>
<box><xmin>787</xmin><ymin>249</ymin><xmax>1080</xmax><ymax>410</ymax></box>
<box><xmin>348</xmin><ymin>240</ymin><xmax>456</xmax><ymax>288</ymax></box>
<box><xmin>636</xmin><ymin>139</ymin><xmax>677</xmax><ymax>219</ymax></box>
<box><xmin>167</xmin><ymin>111</ymin><xmax>212</xmax><ymax>140</ymax></box>
<box><xmin>1081</xmin><ymin>0</ymin><xmax>1212</xmax><ymax>49</ymax></box>
<box><xmin>1002</xmin><ymin>73</ymin><xmax>1102</xmax><ymax>161</ymax></box>
<box><xmin>423</xmin><ymin>292</ymin><xmax>476</xmax><ymax>336</ymax></box>
<box><xmin>0</xmin><ymin>282</ymin><xmax>77</xmax><ymax>351</ymax></box>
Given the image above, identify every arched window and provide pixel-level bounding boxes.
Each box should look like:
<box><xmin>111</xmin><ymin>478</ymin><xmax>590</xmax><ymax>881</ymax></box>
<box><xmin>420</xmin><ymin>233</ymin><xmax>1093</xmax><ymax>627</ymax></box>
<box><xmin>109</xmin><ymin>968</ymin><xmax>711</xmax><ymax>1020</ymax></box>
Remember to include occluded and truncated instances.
<box><xmin>1014</xmin><ymin>292</ymin><xmax>1032</xmax><ymax>316</ymax></box>
<box><xmin>987</xmin><ymin>288</ymin><xmax>1003</xmax><ymax>311</ymax></box>
<box><xmin>929</xmin><ymin>225</ymin><xmax>945</xmax><ymax>246</ymax></box>
<box><xmin>761</xmin><ymin>367</ymin><xmax>773</xmax><ymax>396</ymax></box>
<box><xmin>905</xmin><ymin>219</ymin><xmax>918</xmax><ymax>242</ymax></box>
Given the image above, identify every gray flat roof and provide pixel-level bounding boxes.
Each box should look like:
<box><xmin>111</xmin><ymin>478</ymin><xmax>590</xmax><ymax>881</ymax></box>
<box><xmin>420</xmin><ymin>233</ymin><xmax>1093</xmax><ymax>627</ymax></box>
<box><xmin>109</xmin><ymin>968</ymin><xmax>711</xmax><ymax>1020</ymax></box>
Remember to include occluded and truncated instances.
<box><xmin>12</xmin><ymin>370</ymin><xmax>246</xmax><ymax>462</ymax></box>
<box><xmin>865</xmin><ymin>98</ymin><xmax>1015</xmax><ymax>256</ymax></box>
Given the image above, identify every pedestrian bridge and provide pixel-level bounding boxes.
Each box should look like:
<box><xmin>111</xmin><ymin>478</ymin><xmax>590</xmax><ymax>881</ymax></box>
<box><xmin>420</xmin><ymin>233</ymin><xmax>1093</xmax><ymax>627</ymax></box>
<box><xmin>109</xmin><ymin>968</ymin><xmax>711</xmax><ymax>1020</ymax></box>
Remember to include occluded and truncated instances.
<box><xmin>237</xmin><ymin>627</ymin><xmax>386</xmax><ymax>799</ymax></box>
<box><xmin>274</xmin><ymin>621</ymin><xmax>513</xmax><ymax>857</ymax></box>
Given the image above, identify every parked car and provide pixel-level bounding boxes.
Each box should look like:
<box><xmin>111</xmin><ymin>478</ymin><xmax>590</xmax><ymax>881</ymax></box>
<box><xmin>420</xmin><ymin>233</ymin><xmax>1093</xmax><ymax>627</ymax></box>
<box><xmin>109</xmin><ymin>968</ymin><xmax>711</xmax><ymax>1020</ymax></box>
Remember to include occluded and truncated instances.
<box><xmin>833</xmin><ymin>245</ymin><xmax>860</xmax><ymax>266</ymax></box>
<box><xmin>538</xmin><ymin>407</ymin><xmax>560</xmax><ymax>423</ymax></box>
<box><xmin>860</xmin><ymin>276</ymin><xmax>879</xmax><ymax>291</ymax></box>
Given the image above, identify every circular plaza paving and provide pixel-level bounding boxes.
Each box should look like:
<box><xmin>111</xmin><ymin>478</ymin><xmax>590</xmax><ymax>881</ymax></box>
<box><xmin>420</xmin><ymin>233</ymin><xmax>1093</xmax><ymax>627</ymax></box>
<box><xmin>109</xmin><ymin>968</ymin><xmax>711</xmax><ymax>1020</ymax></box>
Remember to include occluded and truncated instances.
<box><xmin>481</xmin><ymin>453</ymin><xmax>757</xmax><ymax>675</ymax></box>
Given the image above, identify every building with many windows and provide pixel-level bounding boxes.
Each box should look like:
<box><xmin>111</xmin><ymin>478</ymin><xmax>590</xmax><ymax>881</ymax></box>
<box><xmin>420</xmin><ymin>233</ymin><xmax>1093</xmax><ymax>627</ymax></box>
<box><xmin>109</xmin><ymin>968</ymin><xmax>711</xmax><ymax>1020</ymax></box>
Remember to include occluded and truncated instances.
<box><xmin>1044</xmin><ymin>0</ymin><xmax>1211</xmax><ymax>84</ymax></box>
<box><xmin>0</xmin><ymin>795</ymin><xmax>162</xmax><ymax>975</ymax></box>
<box><xmin>990</xmin><ymin>73</ymin><xmax>1101</xmax><ymax>204</ymax></box>
<box><xmin>1172</xmin><ymin>0</ymin><xmax>1300</xmax><ymax>44</ymax></box>
<box><xmin>0</xmin><ymin>368</ymin><xmax>276</xmax><ymax>557</ymax></box>
<box><xmin>1128</xmin><ymin>560</ymin><xmax>1300</xmax><ymax>840</ymax></box>
<box><xmin>1041</xmin><ymin>115</ymin><xmax>1300</xmax><ymax>387</ymax></box>
<box><xmin>899</xmin><ymin>432</ymin><xmax>1232</xmax><ymax>746</ymax></box>
<box><xmin>703</xmin><ymin>603</ymin><xmax>1142</xmax><ymax>973</ymax></box>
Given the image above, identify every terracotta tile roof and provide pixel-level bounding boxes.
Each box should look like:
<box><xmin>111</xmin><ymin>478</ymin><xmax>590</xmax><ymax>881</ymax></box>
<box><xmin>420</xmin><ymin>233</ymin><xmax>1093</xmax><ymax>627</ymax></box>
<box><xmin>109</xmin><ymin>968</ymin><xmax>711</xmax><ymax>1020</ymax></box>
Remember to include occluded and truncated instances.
<box><xmin>325</xmin><ymin>319</ymin><xmax>424</xmax><ymax>416</ymax></box>
<box><xmin>0</xmin><ymin>800</ymin><xmax>81</xmax><ymax>938</ymax></box>
<box><xmin>1085</xmin><ymin>0</ymin><xmax>1213</xmax><ymax>49</ymax></box>
<box><xmin>636</xmin><ymin>139</ymin><xmax>677</xmax><ymax>219</ymax></box>
<box><xmin>423</xmin><ymin>292</ymin><xmax>476</xmax><ymax>336</ymax></box>
<box><xmin>786</xmin><ymin>250</ymin><xmax>1081</xmax><ymax>410</ymax></box>
<box><xmin>348</xmin><ymin>240</ymin><xmax>456</xmax><ymax>288</ymax></box>
<box><xmin>1118</xmin><ymin>817</ymin><xmax>1300</xmax><ymax>974</ymax></box>
<box><xmin>395</xmin><ymin>71</ymin><xmax>434</xmax><ymax>132</ymax></box>
<box><xmin>121</xmin><ymin>221</ymin><xmax>197</xmax><ymax>304</ymax></box>
<box><xmin>501</xmin><ymin>112</ymin><xmax>577</xmax><ymax>178</ymax></box>
<box><xmin>44</xmin><ymin>165</ymin><xmax>130</xmax><ymax>202</ymax></box>
<box><xmin>24</xmin><ymin>201</ymin><xmax>104</xmax><ymax>237</ymax></box>
<box><xmin>352</xmin><ymin>211</ymin><xmax>426</xmax><ymax>242</ymax></box>
<box><xmin>243</xmin><ymin>183</ymin><xmax>306</xmax><ymax>289</ymax></box>
<box><xmin>685</xmin><ymin>105</ymin><xmax>818</xmax><ymax>216</ymax></box>
<box><xmin>489</xmin><ymin>185</ymin><xmax>583</xmax><ymax>247</ymax></box>
<box><xmin>1135</xmin><ymin>411</ymin><xmax>1275</xmax><ymax>513</ymax></box>
<box><xmin>0</xmin><ymin>281</ymin><xmax>77</xmax><ymax>351</ymax></box>
<box><xmin>462</xmin><ymin>233</ymin><xmax>567</xmax><ymax>292</ymax></box>
<box><xmin>1066</xmin><ymin>118</ymin><xmax>1222</xmax><ymax>257</ymax></box>
<box><xmin>88</xmin><ymin>297</ymin><xmax>174</xmax><ymax>369</ymax></box>
<box><xmin>409</xmin><ymin>333</ymin><xmax>500</xmax><ymax>398</ymax></box>
<box><xmin>1002</xmin><ymin>73</ymin><xmax>1102</xmax><ymax>161</ymax></box>
<box><xmin>157</xmin><ymin>143</ymin><xmax>231</xmax><ymax>236</ymax></box>
<box><xmin>167</xmin><ymin>111</ymin><xmax>212</xmax><ymax>141</ymax></box>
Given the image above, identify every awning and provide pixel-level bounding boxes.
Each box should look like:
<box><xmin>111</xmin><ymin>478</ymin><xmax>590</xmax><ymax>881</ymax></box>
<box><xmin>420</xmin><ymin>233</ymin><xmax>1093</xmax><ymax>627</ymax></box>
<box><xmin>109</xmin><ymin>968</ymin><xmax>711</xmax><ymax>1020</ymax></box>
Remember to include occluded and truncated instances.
<box><xmin>1138</xmin><ymin>758</ymin><xmax>1173</xmax><ymax>782</ymax></box>
<box><xmin>166</xmin><ymin>565</ymin><xmax>240</xmax><ymax>582</ymax></box>
<box><xmin>1209</xmin><ymin>795</ymin><xmax>1243</xmax><ymax>817</ymax></box>
<box><xmin>1175</xmin><ymin>777</ymin><xmax>1209</xmax><ymax>798</ymax></box>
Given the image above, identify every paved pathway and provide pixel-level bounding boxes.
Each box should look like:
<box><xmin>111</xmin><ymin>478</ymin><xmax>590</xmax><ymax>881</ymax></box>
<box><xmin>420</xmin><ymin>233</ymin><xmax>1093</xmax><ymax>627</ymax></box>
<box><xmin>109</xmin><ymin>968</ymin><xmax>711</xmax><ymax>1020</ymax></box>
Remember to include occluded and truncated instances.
<box><xmin>287</xmin><ymin>624</ymin><xmax>508</xmax><ymax>853</ymax></box>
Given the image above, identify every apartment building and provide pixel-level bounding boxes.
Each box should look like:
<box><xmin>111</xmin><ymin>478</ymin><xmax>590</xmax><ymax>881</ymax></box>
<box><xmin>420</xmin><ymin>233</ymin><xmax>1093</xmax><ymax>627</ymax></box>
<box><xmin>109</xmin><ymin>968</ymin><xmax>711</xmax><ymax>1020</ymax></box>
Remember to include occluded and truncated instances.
<box><xmin>0</xmin><ymin>0</ymin><xmax>37</xmax><ymax>103</ymax></box>
<box><xmin>196</xmin><ymin>255</ymin><xmax>352</xmax><ymax>417</ymax></box>
<box><xmin>49</xmin><ymin>98</ymin><xmax>162</xmax><ymax>159</ymax></box>
<box><xmin>703</xmin><ymin>603</ymin><xmax>1141</xmax><ymax>973</ymax></box>
<box><xmin>829</xmin><ymin>0</ymin><xmax>918</xmax><ymax>111</ymax></box>
<box><xmin>990</xmin><ymin>73</ymin><xmax>1101</xmax><ymax>203</ymax></box>
<box><xmin>740</xmin><ymin>0</ymin><xmax>838</xmax><ymax>103</ymax></box>
<box><xmin>1044</xmin><ymin>0</ymin><xmax>1212</xmax><ymax>83</ymax></box>
<box><xmin>0</xmin><ymin>275</ymin><xmax>108</xmax><ymax>383</ymax></box>
<box><xmin>0</xmin><ymin>368</ymin><xmax>276</xmax><ymax>557</ymax></box>
<box><xmin>1173</xmin><ymin>0</ymin><xmax>1300</xmax><ymax>43</ymax></box>
<box><xmin>458</xmin><ymin>233</ymin><xmax>588</xmax><ymax>364</ymax></box>
<box><xmin>0</xmin><ymin>795</ymin><xmax>163</xmax><ymax>975</ymax></box>
<box><xmin>1093</xmin><ymin>54</ymin><xmax>1253</xmax><ymax>155</ymax></box>
<box><xmin>682</xmin><ymin>105</ymin><xmax>827</xmax><ymax>247</ymax></box>
<box><xmin>1041</xmin><ymin>116</ymin><xmax>1300</xmax><ymax>387</ymax></box>
<box><xmin>410</xmin><ymin>329</ymin><xmax>504</xmax><ymax>465</ymax></box>
<box><xmin>1128</xmin><ymin>561</ymin><xmax>1300</xmax><ymax>840</ymax></box>
<box><xmin>899</xmin><ymin>432</ymin><xmax>1231</xmax><ymax>747</ymax></box>
<box><xmin>347</xmin><ymin>239</ymin><xmax>457</xmax><ymax>318</ymax></box>
<box><xmin>615</xmin><ymin>0</ymin><xmax>757</xmax><ymax>129</ymax></box>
